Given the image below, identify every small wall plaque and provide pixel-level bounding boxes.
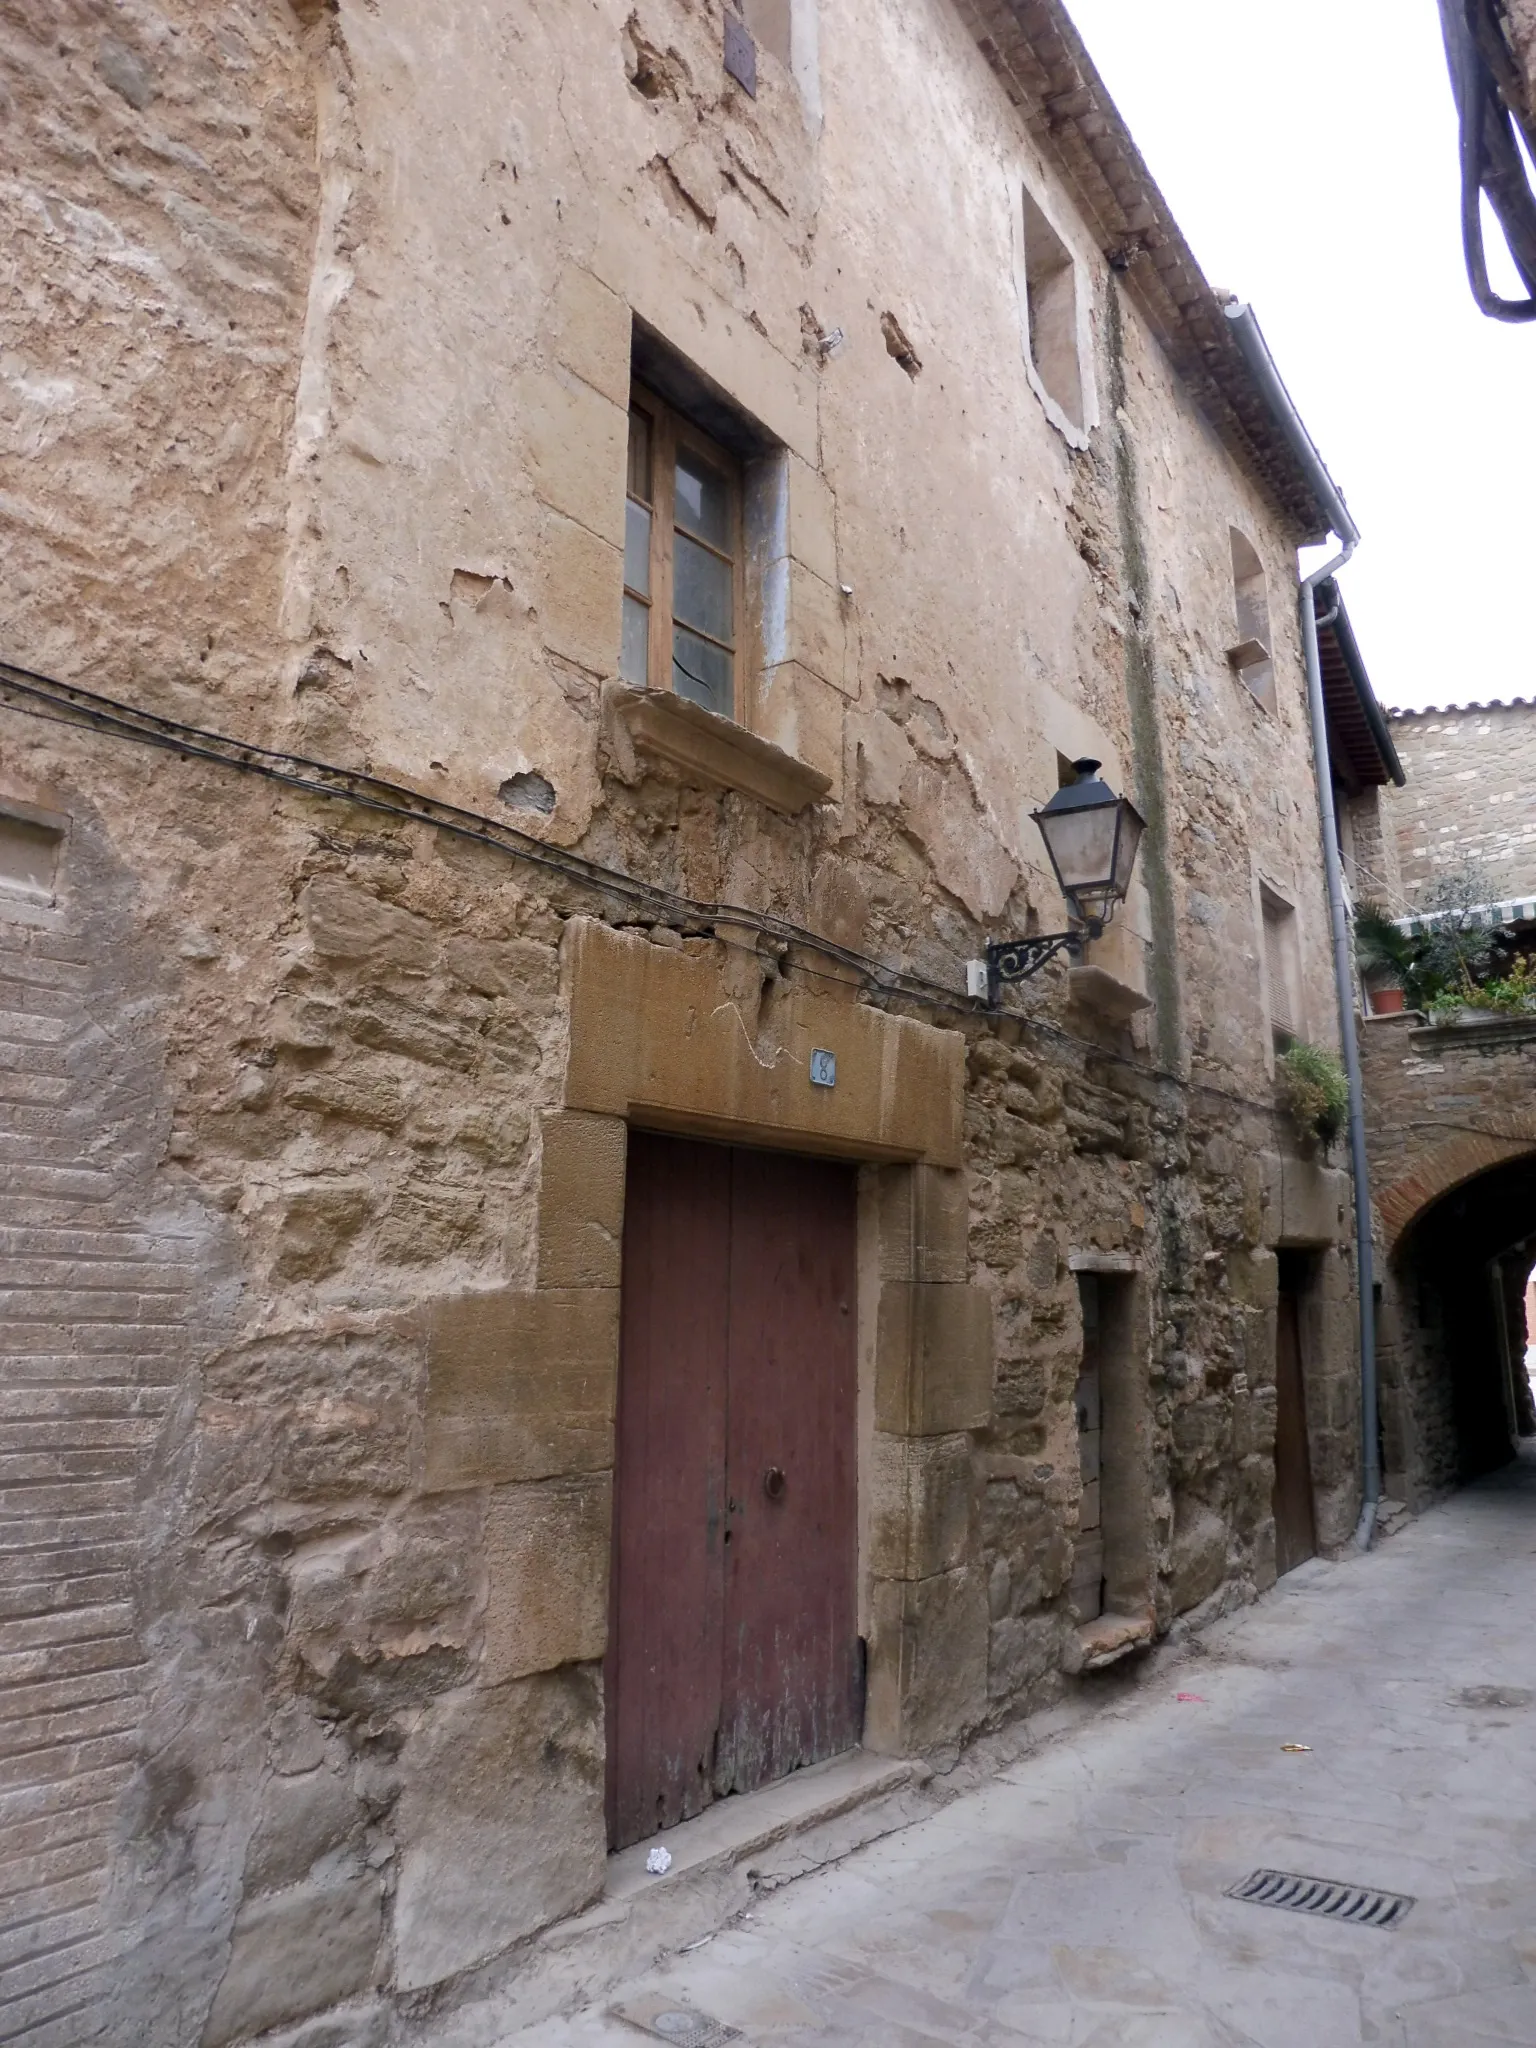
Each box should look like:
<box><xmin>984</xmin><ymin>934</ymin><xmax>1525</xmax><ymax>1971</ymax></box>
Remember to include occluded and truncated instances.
<box><xmin>724</xmin><ymin>12</ymin><xmax>757</xmax><ymax>96</ymax></box>
<box><xmin>809</xmin><ymin>1048</ymin><xmax>836</xmax><ymax>1088</ymax></box>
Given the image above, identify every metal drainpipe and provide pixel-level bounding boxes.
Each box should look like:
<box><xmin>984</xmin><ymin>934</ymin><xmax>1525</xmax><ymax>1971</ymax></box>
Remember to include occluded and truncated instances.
<box><xmin>1224</xmin><ymin>302</ymin><xmax>1381</xmax><ymax>1550</ymax></box>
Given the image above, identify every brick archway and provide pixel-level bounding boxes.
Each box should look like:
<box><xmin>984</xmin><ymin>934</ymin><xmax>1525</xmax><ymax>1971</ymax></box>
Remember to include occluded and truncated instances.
<box><xmin>1378</xmin><ymin>1133</ymin><xmax>1536</xmax><ymax>1254</ymax></box>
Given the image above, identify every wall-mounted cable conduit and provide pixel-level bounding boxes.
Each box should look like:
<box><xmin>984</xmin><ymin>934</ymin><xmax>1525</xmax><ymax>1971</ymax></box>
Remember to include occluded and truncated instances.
<box><xmin>0</xmin><ymin>653</ymin><xmax>1304</xmax><ymax>1127</ymax></box>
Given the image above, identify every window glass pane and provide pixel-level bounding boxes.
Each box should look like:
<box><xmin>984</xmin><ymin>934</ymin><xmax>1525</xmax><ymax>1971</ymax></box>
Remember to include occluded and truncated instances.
<box><xmin>627</xmin><ymin>408</ymin><xmax>652</xmax><ymax>503</ymax></box>
<box><xmin>621</xmin><ymin>594</ymin><xmax>649</xmax><ymax>685</ymax></box>
<box><xmin>624</xmin><ymin>499</ymin><xmax>651</xmax><ymax>598</ymax></box>
<box><xmin>674</xmin><ymin>445</ymin><xmax>732</xmax><ymax>550</ymax></box>
<box><xmin>673</xmin><ymin>530</ymin><xmax>732</xmax><ymax>643</ymax></box>
<box><xmin>673</xmin><ymin>625</ymin><xmax>733</xmax><ymax>718</ymax></box>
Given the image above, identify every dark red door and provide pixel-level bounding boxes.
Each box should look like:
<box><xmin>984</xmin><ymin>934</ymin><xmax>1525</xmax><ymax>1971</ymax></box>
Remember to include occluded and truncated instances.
<box><xmin>606</xmin><ymin>1133</ymin><xmax>859</xmax><ymax>1851</ymax></box>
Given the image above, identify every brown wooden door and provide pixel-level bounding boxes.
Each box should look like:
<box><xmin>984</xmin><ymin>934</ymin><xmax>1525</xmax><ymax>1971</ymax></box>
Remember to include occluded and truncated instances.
<box><xmin>1273</xmin><ymin>1287</ymin><xmax>1318</xmax><ymax>1576</ymax></box>
<box><xmin>606</xmin><ymin>1133</ymin><xmax>859</xmax><ymax>1851</ymax></box>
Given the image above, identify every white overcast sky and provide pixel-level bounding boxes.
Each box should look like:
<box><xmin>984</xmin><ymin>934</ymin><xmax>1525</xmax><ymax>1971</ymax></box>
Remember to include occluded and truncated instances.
<box><xmin>1066</xmin><ymin>0</ymin><xmax>1535</xmax><ymax>712</ymax></box>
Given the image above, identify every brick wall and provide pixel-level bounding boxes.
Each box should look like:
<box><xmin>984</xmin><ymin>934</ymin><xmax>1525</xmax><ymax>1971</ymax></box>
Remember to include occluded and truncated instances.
<box><xmin>0</xmin><ymin>829</ymin><xmax>219</xmax><ymax>2046</ymax></box>
<box><xmin>1387</xmin><ymin>702</ymin><xmax>1536</xmax><ymax>909</ymax></box>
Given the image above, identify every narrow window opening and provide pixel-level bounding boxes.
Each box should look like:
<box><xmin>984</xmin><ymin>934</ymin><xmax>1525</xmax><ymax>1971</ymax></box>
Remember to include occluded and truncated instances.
<box><xmin>1021</xmin><ymin>189</ymin><xmax>1084</xmax><ymax>432</ymax></box>
<box><xmin>1261</xmin><ymin>885</ymin><xmax>1303</xmax><ymax>1048</ymax></box>
<box><xmin>1072</xmin><ymin>1276</ymin><xmax>1105</xmax><ymax>1623</ymax></box>
<box><xmin>1072</xmin><ymin>1271</ymin><xmax>1151</xmax><ymax>1628</ymax></box>
<box><xmin>1229</xmin><ymin>529</ymin><xmax>1276</xmax><ymax>712</ymax></box>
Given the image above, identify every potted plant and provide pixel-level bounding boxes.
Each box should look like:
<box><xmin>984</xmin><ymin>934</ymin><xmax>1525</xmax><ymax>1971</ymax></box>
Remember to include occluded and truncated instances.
<box><xmin>1278</xmin><ymin>1041</ymin><xmax>1349</xmax><ymax>1151</ymax></box>
<box><xmin>1352</xmin><ymin>902</ymin><xmax>1413</xmax><ymax>1015</ymax></box>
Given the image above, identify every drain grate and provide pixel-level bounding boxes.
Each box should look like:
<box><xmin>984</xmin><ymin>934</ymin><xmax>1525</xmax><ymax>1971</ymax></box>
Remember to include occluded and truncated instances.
<box><xmin>618</xmin><ymin>2010</ymin><xmax>742</xmax><ymax>2047</ymax></box>
<box><xmin>1226</xmin><ymin>1867</ymin><xmax>1414</xmax><ymax>1929</ymax></box>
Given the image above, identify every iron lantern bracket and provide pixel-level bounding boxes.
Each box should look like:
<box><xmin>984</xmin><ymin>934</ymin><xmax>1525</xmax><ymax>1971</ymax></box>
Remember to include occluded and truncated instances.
<box><xmin>983</xmin><ymin>921</ymin><xmax>1103</xmax><ymax>1006</ymax></box>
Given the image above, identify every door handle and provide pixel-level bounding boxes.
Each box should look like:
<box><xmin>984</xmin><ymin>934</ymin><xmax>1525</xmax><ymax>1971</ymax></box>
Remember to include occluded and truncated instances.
<box><xmin>763</xmin><ymin>1466</ymin><xmax>787</xmax><ymax>1502</ymax></box>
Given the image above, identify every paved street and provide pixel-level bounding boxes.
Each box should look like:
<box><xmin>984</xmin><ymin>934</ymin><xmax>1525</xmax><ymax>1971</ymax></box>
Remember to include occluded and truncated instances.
<box><xmin>450</xmin><ymin>1450</ymin><xmax>1536</xmax><ymax>2048</ymax></box>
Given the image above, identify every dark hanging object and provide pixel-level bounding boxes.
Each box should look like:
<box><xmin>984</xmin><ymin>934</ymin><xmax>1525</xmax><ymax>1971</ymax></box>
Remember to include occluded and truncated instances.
<box><xmin>1439</xmin><ymin>0</ymin><xmax>1536</xmax><ymax>321</ymax></box>
<box><xmin>724</xmin><ymin>12</ymin><xmax>757</xmax><ymax>97</ymax></box>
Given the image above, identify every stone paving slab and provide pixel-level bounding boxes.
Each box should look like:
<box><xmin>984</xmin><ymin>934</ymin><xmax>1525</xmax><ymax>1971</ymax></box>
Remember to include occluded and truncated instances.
<box><xmin>427</xmin><ymin>1451</ymin><xmax>1536</xmax><ymax>2047</ymax></box>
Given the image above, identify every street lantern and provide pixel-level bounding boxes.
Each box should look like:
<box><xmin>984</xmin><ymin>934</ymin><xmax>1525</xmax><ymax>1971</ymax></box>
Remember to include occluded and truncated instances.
<box><xmin>968</xmin><ymin>760</ymin><xmax>1145</xmax><ymax>1004</ymax></box>
<box><xmin>1033</xmin><ymin>759</ymin><xmax>1145</xmax><ymax>933</ymax></box>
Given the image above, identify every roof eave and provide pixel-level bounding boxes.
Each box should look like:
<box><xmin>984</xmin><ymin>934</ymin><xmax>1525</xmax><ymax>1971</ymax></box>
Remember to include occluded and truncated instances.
<box><xmin>954</xmin><ymin>0</ymin><xmax>1336</xmax><ymax>543</ymax></box>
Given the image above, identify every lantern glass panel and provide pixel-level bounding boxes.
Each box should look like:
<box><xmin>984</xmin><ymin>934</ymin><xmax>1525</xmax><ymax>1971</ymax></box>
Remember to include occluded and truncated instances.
<box><xmin>1111</xmin><ymin>804</ymin><xmax>1145</xmax><ymax>898</ymax></box>
<box><xmin>1040</xmin><ymin>800</ymin><xmax>1119</xmax><ymax>894</ymax></box>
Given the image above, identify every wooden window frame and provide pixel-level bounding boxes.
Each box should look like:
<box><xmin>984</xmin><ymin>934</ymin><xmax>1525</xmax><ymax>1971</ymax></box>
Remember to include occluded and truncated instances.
<box><xmin>624</xmin><ymin>383</ymin><xmax>748</xmax><ymax>727</ymax></box>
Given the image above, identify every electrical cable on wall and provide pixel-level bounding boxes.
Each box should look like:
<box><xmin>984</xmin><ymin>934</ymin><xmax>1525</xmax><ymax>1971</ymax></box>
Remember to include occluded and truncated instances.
<box><xmin>0</xmin><ymin>655</ymin><xmax>1292</xmax><ymax>1123</ymax></box>
<box><xmin>1439</xmin><ymin>0</ymin><xmax>1536</xmax><ymax>320</ymax></box>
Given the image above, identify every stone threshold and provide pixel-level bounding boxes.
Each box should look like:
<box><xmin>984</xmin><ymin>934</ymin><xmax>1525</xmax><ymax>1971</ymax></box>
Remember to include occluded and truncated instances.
<box><xmin>604</xmin><ymin>1748</ymin><xmax>931</xmax><ymax>1903</ymax></box>
<box><xmin>409</xmin><ymin>1751</ymin><xmax>938</xmax><ymax>2040</ymax></box>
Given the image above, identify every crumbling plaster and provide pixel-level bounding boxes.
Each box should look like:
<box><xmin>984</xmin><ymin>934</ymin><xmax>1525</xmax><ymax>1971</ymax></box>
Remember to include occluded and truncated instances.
<box><xmin>0</xmin><ymin>0</ymin><xmax>1359</xmax><ymax>2040</ymax></box>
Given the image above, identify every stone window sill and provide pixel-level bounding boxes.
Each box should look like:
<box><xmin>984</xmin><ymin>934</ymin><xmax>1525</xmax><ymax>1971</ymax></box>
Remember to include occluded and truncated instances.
<box><xmin>1068</xmin><ymin>965</ymin><xmax>1154</xmax><ymax>1024</ymax></box>
<box><xmin>1075</xmin><ymin>1610</ymin><xmax>1154</xmax><ymax>1671</ymax></box>
<box><xmin>604</xmin><ymin>683</ymin><xmax>831</xmax><ymax>816</ymax></box>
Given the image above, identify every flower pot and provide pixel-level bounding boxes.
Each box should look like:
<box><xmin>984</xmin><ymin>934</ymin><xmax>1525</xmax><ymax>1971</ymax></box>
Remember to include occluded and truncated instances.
<box><xmin>1368</xmin><ymin>986</ymin><xmax>1406</xmax><ymax>1015</ymax></box>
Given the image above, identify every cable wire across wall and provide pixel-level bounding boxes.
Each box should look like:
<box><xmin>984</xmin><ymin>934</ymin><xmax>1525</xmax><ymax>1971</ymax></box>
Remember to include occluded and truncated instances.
<box><xmin>0</xmin><ymin>655</ymin><xmax>1297</xmax><ymax>1126</ymax></box>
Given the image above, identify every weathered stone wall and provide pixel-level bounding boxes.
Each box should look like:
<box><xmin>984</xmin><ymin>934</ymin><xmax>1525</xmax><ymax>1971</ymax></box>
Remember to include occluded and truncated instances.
<box><xmin>1342</xmin><ymin>782</ymin><xmax>1405</xmax><ymax>914</ymax></box>
<box><xmin>1360</xmin><ymin>1012</ymin><xmax>1536</xmax><ymax>1252</ymax></box>
<box><xmin>1387</xmin><ymin>703</ymin><xmax>1536</xmax><ymax>909</ymax></box>
<box><xmin>0</xmin><ymin>0</ymin><xmax>1361</xmax><ymax>2038</ymax></box>
<box><xmin>1360</xmin><ymin>1011</ymin><xmax>1536</xmax><ymax>1506</ymax></box>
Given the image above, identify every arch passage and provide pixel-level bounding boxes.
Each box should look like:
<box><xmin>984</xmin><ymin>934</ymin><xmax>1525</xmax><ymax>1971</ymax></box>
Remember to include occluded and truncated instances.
<box><xmin>1378</xmin><ymin>1153</ymin><xmax>1536</xmax><ymax>1504</ymax></box>
<box><xmin>1378</xmin><ymin>1133</ymin><xmax>1536</xmax><ymax>1255</ymax></box>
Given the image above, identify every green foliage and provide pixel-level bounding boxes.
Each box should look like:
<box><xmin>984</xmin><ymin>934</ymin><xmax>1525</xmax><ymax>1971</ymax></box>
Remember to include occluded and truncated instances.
<box><xmin>1354</xmin><ymin>867</ymin><xmax>1502</xmax><ymax>1012</ymax></box>
<box><xmin>1353</xmin><ymin>901</ymin><xmax>1415</xmax><ymax>980</ymax></box>
<box><xmin>1425</xmin><ymin>954</ymin><xmax>1536</xmax><ymax>1020</ymax></box>
<box><xmin>1278</xmin><ymin>1041</ymin><xmax>1350</xmax><ymax>1147</ymax></box>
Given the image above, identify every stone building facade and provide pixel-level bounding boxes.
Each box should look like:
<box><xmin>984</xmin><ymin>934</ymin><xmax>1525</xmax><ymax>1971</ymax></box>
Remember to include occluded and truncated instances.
<box><xmin>1385</xmin><ymin>700</ymin><xmax>1536</xmax><ymax>920</ymax></box>
<box><xmin>1</xmin><ymin>2</ymin><xmax>1363</xmax><ymax>2041</ymax></box>
<box><xmin>1362</xmin><ymin>1011</ymin><xmax>1536</xmax><ymax>1507</ymax></box>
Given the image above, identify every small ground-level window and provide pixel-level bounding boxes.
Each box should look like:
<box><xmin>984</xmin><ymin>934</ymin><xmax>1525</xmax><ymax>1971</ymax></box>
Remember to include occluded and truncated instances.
<box><xmin>621</xmin><ymin>387</ymin><xmax>743</xmax><ymax>722</ymax></box>
<box><xmin>1020</xmin><ymin>188</ymin><xmax>1085</xmax><ymax>434</ymax></box>
<box><xmin>1229</xmin><ymin>528</ymin><xmax>1276</xmax><ymax>712</ymax></box>
<box><xmin>1261</xmin><ymin>885</ymin><xmax>1303</xmax><ymax>1046</ymax></box>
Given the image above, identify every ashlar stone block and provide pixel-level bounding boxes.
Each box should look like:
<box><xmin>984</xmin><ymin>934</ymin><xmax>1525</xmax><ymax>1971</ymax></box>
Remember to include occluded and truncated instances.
<box><xmin>537</xmin><ymin>510</ymin><xmax>623</xmax><ymax>676</ymax></box>
<box><xmin>203</xmin><ymin>1873</ymin><xmax>382</xmax><ymax>2047</ymax></box>
<box><xmin>551</xmin><ymin>263</ymin><xmax>631</xmax><ymax>407</ymax></box>
<box><xmin>482</xmin><ymin>1475</ymin><xmax>611</xmax><ymax>1681</ymax></box>
<box><xmin>515</xmin><ymin>366</ymin><xmax>626</xmax><ymax>546</ymax></box>
<box><xmin>866</xmin><ymin>1566</ymin><xmax>988</xmax><ymax>1755</ymax></box>
<box><xmin>1169</xmin><ymin>1497</ymin><xmax>1228</xmax><ymax>1615</ymax></box>
<box><xmin>536</xmin><ymin>1110</ymin><xmax>627</xmax><ymax>1288</ymax></box>
<box><xmin>875</xmin><ymin>1281</ymin><xmax>994</xmax><ymax>1435</ymax></box>
<box><xmin>1226</xmin><ymin>1245</ymin><xmax>1279</xmax><ymax>1310</ymax></box>
<box><xmin>755</xmin><ymin>658</ymin><xmax>845</xmax><ymax>797</ymax></box>
<box><xmin>393</xmin><ymin>1670</ymin><xmax>604</xmax><ymax>1989</ymax></box>
<box><xmin>787</xmin><ymin>450</ymin><xmax>838</xmax><ymax>585</ymax></box>
<box><xmin>423</xmin><ymin>1287</ymin><xmax>619</xmax><ymax>1488</ymax></box>
<box><xmin>868</xmin><ymin>1432</ymin><xmax>976</xmax><ymax>1580</ymax></box>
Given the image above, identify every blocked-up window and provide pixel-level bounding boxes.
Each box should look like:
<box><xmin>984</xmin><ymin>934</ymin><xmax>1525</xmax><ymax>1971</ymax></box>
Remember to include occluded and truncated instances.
<box><xmin>0</xmin><ymin>803</ymin><xmax>65</xmax><ymax>907</ymax></box>
<box><xmin>1261</xmin><ymin>886</ymin><xmax>1303</xmax><ymax>1044</ymax></box>
<box><xmin>1020</xmin><ymin>189</ymin><xmax>1085</xmax><ymax>434</ymax></box>
<box><xmin>622</xmin><ymin>388</ymin><xmax>743</xmax><ymax>722</ymax></box>
<box><xmin>1229</xmin><ymin>529</ymin><xmax>1276</xmax><ymax>712</ymax></box>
